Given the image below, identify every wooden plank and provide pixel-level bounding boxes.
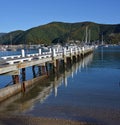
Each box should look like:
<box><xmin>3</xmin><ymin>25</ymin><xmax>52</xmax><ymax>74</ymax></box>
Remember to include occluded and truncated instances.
<box><xmin>0</xmin><ymin>65</ymin><xmax>17</xmax><ymax>75</ymax></box>
<box><xmin>1</xmin><ymin>70</ymin><xmax>20</xmax><ymax>75</ymax></box>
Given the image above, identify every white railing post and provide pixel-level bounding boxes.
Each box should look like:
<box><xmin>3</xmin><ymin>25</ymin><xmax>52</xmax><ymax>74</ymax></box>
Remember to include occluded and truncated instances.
<box><xmin>82</xmin><ymin>47</ymin><xmax>84</xmax><ymax>52</ymax></box>
<box><xmin>75</xmin><ymin>47</ymin><xmax>78</xmax><ymax>55</ymax></box>
<box><xmin>70</xmin><ymin>48</ymin><xmax>72</xmax><ymax>54</ymax></box>
<box><xmin>39</xmin><ymin>48</ymin><xmax>42</xmax><ymax>55</ymax></box>
<box><xmin>79</xmin><ymin>47</ymin><xmax>81</xmax><ymax>53</ymax></box>
<box><xmin>52</xmin><ymin>48</ymin><xmax>56</xmax><ymax>58</ymax></box>
<box><xmin>21</xmin><ymin>49</ymin><xmax>25</xmax><ymax>57</ymax></box>
<box><xmin>49</xmin><ymin>48</ymin><xmax>52</xmax><ymax>53</ymax></box>
<box><xmin>56</xmin><ymin>48</ymin><xmax>58</xmax><ymax>53</ymax></box>
<box><xmin>63</xmin><ymin>47</ymin><xmax>66</xmax><ymax>57</ymax></box>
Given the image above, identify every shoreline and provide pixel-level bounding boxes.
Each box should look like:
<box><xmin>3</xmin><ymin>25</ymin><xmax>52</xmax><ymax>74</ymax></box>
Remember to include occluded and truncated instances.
<box><xmin>0</xmin><ymin>115</ymin><xmax>100</xmax><ymax>125</ymax></box>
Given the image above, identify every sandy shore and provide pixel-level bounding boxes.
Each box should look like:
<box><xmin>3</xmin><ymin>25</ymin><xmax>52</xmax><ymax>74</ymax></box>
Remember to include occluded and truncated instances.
<box><xmin>0</xmin><ymin>115</ymin><xmax>99</xmax><ymax>125</ymax></box>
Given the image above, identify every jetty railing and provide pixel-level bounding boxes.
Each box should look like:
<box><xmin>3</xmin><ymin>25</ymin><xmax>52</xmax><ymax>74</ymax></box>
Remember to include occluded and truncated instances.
<box><xmin>0</xmin><ymin>45</ymin><xmax>94</xmax><ymax>68</ymax></box>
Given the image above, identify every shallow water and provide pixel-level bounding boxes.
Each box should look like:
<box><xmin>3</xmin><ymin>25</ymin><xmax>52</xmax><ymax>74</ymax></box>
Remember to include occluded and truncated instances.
<box><xmin>0</xmin><ymin>46</ymin><xmax>120</xmax><ymax>125</ymax></box>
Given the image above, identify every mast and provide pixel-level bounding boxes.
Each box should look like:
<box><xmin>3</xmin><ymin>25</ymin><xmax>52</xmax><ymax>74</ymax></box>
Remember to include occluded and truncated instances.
<box><xmin>85</xmin><ymin>26</ymin><xmax>88</xmax><ymax>44</ymax></box>
<box><xmin>88</xmin><ymin>29</ymin><xmax>91</xmax><ymax>43</ymax></box>
<box><xmin>101</xmin><ymin>34</ymin><xmax>104</xmax><ymax>45</ymax></box>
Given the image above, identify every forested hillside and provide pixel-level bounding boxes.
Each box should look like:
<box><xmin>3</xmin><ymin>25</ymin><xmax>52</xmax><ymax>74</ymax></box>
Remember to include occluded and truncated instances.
<box><xmin>0</xmin><ymin>22</ymin><xmax>120</xmax><ymax>45</ymax></box>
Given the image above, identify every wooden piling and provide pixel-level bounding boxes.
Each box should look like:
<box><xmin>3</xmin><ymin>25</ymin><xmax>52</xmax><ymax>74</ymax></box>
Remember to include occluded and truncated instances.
<box><xmin>32</xmin><ymin>66</ymin><xmax>36</xmax><ymax>78</ymax></box>
<box><xmin>38</xmin><ymin>66</ymin><xmax>41</xmax><ymax>76</ymax></box>
<box><xmin>22</xmin><ymin>68</ymin><xmax>26</xmax><ymax>81</ymax></box>
<box><xmin>45</xmin><ymin>62</ymin><xmax>49</xmax><ymax>76</ymax></box>
<box><xmin>12</xmin><ymin>75</ymin><xmax>19</xmax><ymax>84</ymax></box>
<box><xmin>53</xmin><ymin>60</ymin><xmax>57</xmax><ymax>74</ymax></box>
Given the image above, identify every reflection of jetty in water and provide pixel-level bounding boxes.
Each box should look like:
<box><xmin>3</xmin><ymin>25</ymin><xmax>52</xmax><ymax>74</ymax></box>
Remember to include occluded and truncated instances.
<box><xmin>53</xmin><ymin>53</ymin><xmax>93</xmax><ymax>97</ymax></box>
<box><xmin>0</xmin><ymin>80</ymin><xmax>53</xmax><ymax>114</ymax></box>
<box><xmin>0</xmin><ymin>54</ymin><xmax>93</xmax><ymax>114</ymax></box>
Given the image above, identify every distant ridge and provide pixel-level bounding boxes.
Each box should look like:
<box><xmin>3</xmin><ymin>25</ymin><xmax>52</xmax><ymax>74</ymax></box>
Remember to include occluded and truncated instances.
<box><xmin>0</xmin><ymin>33</ymin><xmax>7</xmax><ymax>37</ymax></box>
<box><xmin>0</xmin><ymin>21</ymin><xmax>120</xmax><ymax>45</ymax></box>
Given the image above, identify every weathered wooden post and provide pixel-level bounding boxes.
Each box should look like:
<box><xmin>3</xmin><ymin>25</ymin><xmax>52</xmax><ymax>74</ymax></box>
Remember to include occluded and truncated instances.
<box><xmin>81</xmin><ymin>46</ymin><xmax>84</xmax><ymax>58</ymax></box>
<box><xmin>49</xmin><ymin>62</ymin><xmax>53</xmax><ymax>71</ymax></box>
<box><xmin>75</xmin><ymin>47</ymin><xmax>78</xmax><ymax>61</ymax></box>
<box><xmin>21</xmin><ymin>68</ymin><xmax>26</xmax><ymax>92</ymax></box>
<box><xmin>15</xmin><ymin>75</ymin><xmax>19</xmax><ymax>83</ymax></box>
<box><xmin>22</xmin><ymin>68</ymin><xmax>26</xmax><ymax>81</ymax></box>
<box><xmin>12</xmin><ymin>76</ymin><xmax>16</xmax><ymax>84</ymax></box>
<box><xmin>77</xmin><ymin>47</ymin><xmax>80</xmax><ymax>61</ymax></box>
<box><xmin>32</xmin><ymin>65</ymin><xmax>36</xmax><ymax>78</ymax></box>
<box><xmin>12</xmin><ymin>75</ymin><xmax>19</xmax><ymax>84</ymax></box>
<box><xmin>38</xmin><ymin>65</ymin><xmax>41</xmax><ymax>76</ymax></box>
<box><xmin>56</xmin><ymin>59</ymin><xmax>59</xmax><ymax>73</ymax></box>
<box><xmin>70</xmin><ymin>48</ymin><xmax>73</xmax><ymax>63</ymax></box>
<box><xmin>41</xmin><ymin>63</ymin><xmax>46</xmax><ymax>75</ymax></box>
<box><xmin>45</xmin><ymin>62</ymin><xmax>49</xmax><ymax>76</ymax></box>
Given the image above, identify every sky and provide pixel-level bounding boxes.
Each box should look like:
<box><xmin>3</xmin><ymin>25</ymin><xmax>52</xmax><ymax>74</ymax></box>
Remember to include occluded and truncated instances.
<box><xmin>0</xmin><ymin>0</ymin><xmax>120</xmax><ymax>32</ymax></box>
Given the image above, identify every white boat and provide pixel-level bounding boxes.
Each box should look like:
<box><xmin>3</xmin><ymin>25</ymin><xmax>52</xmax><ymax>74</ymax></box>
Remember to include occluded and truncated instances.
<box><xmin>104</xmin><ymin>45</ymin><xmax>109</xmax><ymax>47</ymax></box>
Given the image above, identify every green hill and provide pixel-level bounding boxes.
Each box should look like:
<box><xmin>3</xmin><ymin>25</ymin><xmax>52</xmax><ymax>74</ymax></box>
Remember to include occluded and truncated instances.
<box><xmin>0</xmin><ymin>22</ymin><xmax>120</xmax><ymax>45</ymax></box>
<box><xmin>0</xmin><ymin>33</ymin><xmax>6</xmax><ymax>37</ymax></box>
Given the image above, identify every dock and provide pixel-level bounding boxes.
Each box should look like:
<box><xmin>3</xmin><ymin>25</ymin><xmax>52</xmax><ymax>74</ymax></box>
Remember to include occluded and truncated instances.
<box><xmin>0</xmin><ymin>45</ymin><xmax>94</xmax><ymax>102</ymax></box>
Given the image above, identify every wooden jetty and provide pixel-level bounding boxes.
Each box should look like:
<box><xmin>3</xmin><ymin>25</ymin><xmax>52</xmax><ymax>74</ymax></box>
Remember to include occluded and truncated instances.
<box><xmin>0</xmin><ymin>53</ymin><xmax>93</xmax><ymax>112</ymax></box>
<box><xmin>0</xmin><ymin>45</ymin><xmax>94</xmax><ymax>102</ymax></box>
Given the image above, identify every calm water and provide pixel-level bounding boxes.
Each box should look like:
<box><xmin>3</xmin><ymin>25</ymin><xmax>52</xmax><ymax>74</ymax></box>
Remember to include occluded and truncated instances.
<box><xmin>0</xmin><ymin>46</ymin><xmax>120</xmax><ymax>125</ymax></box>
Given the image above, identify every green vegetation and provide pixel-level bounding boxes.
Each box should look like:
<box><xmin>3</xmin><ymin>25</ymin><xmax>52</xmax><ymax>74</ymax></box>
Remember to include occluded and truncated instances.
<box><xmin>0</xmin><ymin>22</ymin><xmax>120</xmax><ymax>45</ymax></box>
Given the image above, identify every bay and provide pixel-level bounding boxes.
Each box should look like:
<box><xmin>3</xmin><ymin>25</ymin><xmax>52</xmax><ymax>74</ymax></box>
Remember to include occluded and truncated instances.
<box><xmin>0</xmin><ymin>46</ymin><xmax>120</xmax><ymax>125</ymax></box>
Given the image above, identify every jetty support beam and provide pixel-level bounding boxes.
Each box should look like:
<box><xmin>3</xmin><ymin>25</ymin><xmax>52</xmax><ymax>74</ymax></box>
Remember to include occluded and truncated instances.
<box><xmin>12</xmin><ymin>75</ymin><xmax>19</xmax><ymax>84</ymax></box>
